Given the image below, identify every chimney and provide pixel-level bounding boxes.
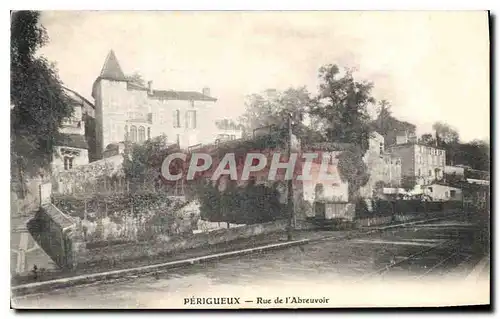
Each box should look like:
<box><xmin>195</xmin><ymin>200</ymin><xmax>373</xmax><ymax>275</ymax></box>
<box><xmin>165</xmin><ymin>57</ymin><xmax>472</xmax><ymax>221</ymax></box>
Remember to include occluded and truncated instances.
<box><xmin>202</xmin><ymin>87</ymin><xmax>210</xmax><ymax>97</ymax></box>
<box><xmin>147</xmin><ymin>81</ymin><xmax>153</xmax><ymax>95</ymax></box>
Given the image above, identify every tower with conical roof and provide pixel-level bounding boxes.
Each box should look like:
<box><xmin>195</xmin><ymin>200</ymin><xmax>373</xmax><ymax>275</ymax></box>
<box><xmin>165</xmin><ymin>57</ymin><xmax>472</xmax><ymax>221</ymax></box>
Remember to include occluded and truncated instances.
<box><xmin>91</xmin><ymin>49</ymin><xmax>222</xmax><ymax>158</ymax></box>
<box><xmin>92</xmin><ymin>50</ymin><xmax>130</xmax><ymax>156</ymax></box>
<box><xmin>98</xmin><ymin>50</ymin><xmax>127</xmax><ymax>81</ymax></box>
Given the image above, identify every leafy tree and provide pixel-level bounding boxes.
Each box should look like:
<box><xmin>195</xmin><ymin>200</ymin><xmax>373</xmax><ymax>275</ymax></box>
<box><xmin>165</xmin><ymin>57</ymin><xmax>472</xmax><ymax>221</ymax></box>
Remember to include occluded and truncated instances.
<box><xmin>196</xmin><ymin>181</ymin><xmax>285</xmax><ymax>225</ymax></box>
<box><xmin>337</xmin><ymin>149</ymin><xmax>370</xmax><ymax>200</ymax></box>
<box><xmin>11</xmin><ymin>11</ymin><xmax>73</xmax><ymax>194</ymax></box>
<box><xmin>215</xmin><ymin>119</ymin><xmax>244</xmax><ymax>131</ymax></box>
<box><xmin>453</xmin><ymin>139</ymin><xmax>490</xmax><ymax>172</ymax></box>
<box><xmin>239</xmin><ymin>87</ymin><xmax>322</xmax><ymax>143</ymax></box>
<box><xmin>418</xmin><ymin>133</ymin><xmax>436</xmax><ymax>146</ymax></box>
<box><xmin>310</xmin><ymin>65</ymin><xmax>375</xmax><ymax>151</ymax></box>
<box><xmin>371</xmin><ymin>101</ymin><xmax>416</xmax><ymax>146</ymax></box>
<box><xmin>125</xmin><ymin>72</ymin><xmax>145</xmax><ymax>86</ymax></box>
<box><xmin>433</xmin><ymin>122</ymin><xmax>460</xmax><ymax>145</ymax></box>
<box><xmin>375</xmin><ymin>99</ymin><xmax>392</xmax><ymax>136</ymax></box>
<box><xmin>122</xmin><ymin>135</ymin><xmax>182</xmax><ymax>190</ymax></box>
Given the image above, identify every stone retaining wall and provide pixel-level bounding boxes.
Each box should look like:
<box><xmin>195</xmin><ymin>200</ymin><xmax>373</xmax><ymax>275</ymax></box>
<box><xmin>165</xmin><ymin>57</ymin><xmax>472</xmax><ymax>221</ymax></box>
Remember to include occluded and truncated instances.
<box><xmin>74</xmin><ymin>219</ymin><xmax>288</xmax><ymax>269</ymax></box>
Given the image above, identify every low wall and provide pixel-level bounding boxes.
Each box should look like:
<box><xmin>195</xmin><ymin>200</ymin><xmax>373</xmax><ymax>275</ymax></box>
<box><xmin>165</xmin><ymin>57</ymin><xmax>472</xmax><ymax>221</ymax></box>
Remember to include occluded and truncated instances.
<box><xmin>74</xmin><ymin>219</ymin><xmax>288</xmax><ymax>269</ymax></box>
<box><xmin>356</xmin><ymin>199</ymin><xmax>464</xmax><ymax>218</ymax></box>
<box><xmin>27</xmin><ymin>204</ymin><xmax>85</xmax><ymax>270</ymax></box>
<box><xmin>52</xmin><ymin>155</ymin><xmax>124</xmax><ymax>195</ymax></box>
<box><xmin>355</xmin><ymin>210</ymin><xmax>453</xmax><ymax>228</ymax></box>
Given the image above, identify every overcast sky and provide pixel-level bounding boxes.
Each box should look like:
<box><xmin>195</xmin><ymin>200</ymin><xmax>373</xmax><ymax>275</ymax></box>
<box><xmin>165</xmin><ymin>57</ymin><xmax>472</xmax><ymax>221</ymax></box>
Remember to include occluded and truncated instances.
<box><xmin>38</xmin><ymin>11</ymin><xmax>489</xmax><ymax>142</ymax></box>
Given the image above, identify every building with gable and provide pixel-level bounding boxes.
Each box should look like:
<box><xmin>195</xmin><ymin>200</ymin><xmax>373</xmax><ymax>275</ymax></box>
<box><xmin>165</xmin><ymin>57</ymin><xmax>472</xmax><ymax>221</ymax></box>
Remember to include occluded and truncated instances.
<box><xmin>92</xmin><ymin>50</ymin><xmax>224</xmax><ymax>156</ymax></box>
<box><xmin>51</xmin><ymin>86</ymin><xmax>96</xmax><ymax>174</ymax></box>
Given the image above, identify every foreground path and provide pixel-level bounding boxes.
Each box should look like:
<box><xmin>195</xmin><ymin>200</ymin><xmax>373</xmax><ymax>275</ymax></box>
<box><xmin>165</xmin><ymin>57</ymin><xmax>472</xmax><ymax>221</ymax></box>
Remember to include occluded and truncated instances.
<box><xmin>13</xmin><ymin>217</ymin><xmax>490</xmax><ymax>308</ymax></box>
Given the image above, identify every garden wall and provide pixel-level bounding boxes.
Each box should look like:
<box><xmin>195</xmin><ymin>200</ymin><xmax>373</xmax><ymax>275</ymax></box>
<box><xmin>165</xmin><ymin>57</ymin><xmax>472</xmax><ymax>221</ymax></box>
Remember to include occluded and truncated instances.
<box><xmin>52</xmin><ymin>155</ymin><xmax>124</xmax><ymax>195</ymax></box>
<box><xmin>73</xmin><ymin>219</ymin><xmax>288</xmax><ymax>269</ymax></box>
<box><xmin>356</xmin><ymin>199</ymin><xmax>464</xmax><ymax>218</ymax></box>
<box><xmin>27</xmin><ymin>203</ymin><xmax>85</xmax><ymax>270</ymax></box>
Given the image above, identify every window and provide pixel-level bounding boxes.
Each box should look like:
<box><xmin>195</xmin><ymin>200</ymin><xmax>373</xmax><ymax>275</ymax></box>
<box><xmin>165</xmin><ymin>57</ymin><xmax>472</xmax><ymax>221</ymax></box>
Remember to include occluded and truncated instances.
<box><xmin>138</xmin><ymin>126</ymin><xmax>146</xmax><ymax>142</ymax></box>
<box><xmin>63</xmin><ymin>156</ymin><xmax>73</xmax><ymax>170</ymax></box>
<box><xmin>428</xmin><ymin>170</ymin><xmax>432</xmax><ymax>177</ymax></box>
<box><xmin>147</xmin><ymin>127</ymin><xmax>151</xmax><ymax>140</ymax></box>
<box><xmin>186</xmin><ymin>110</ymin><xmax>196</xmax><ymax>129</ymax></box>
<box><xmin>450</xmin><ymin>190</ymin><xmax>456</xmax><ymax>198</ymax></box>
<box><xmin>379</xmin><ymin>142</ymin><xmax>384</xmax><ymax>154</ymax></box>
<box><xmin>186</xmin><ymin>110</ymin><xmax>197</xmax><ymax>129</ymax></box>
<box><xmin>418</xmin><ymin>168</ymin><xmax>421</xmax><ymax>176</ymax></box>
<box><xmin>189</xmin><ymin>100</ymin><xmax>195</xmax><ymax>108</ymax></box>
<box><xmin>445</xmin><ymin>191</ymin><xmax>449</xmax><ymax>198</ymax></box>
<box><xmin>130</xmin><ymin>125</ymin><xmax>137</xmax><ymax>142</ymax></box>
<box><xmin>124</xmin><ymin>125</ymin><xmax>129</xmax><ymax>141</ymax></box>
<box><xmin>428</xmin><ymin>187</ymin><xmax>433</xmax><ymax>193</ymax></box>
<box><xmin>173</xmin><ymin>110</ymin><xmax>181</xmax><ymax>128</ymax></box>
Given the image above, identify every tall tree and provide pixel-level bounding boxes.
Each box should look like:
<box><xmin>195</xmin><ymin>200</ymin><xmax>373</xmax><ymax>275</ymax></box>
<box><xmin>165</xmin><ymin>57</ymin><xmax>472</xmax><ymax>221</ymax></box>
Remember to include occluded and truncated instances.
<box><xmin>239</xmin><ymin>87</ymin><xmax>322</xmax><ymax>143</ymax></box>
<box><xmin>432</xmin><ymin>121</ymin><xmax>460</xmax><ymax>165</ymax></box>
<box><xmin>433</xmin><ymin>122</ymin><xmax>460</xmax><ymax>145</ymax></box>
<box><xmin>453</xmin><ymin>139</ymin><xmax>490</xmax><ymax>172</ymax></box>
<box><xmin>122</xmin><ymin>135</ymin><xmax>179</xmax><ymax>190</ymax></box>
<box><xmin>375</xmin><ymin>99</ymin><xmax>392</xmax><ymax>136</ymax></box>
<box><xmin>240</xmin><ymin>87</ymin><xmax>314</xmax><ymax>130</ymax></box>
<box><xmin>337</xmin><ymin>149</ymin><xmax>370</xmax><ymax>200</ymax></box>
<box><xmin>11</xmin><ymin>11</ymin><xmax>73</xmax><ymax>192</ymax></box>
<box><xmin>310</xmin><ymin>65</ymin><xmax>375</xmax><ymax>151</ymax></box>
<box><xmin>418</xmin><ymin>133</ymin><xmax>436</xmax><ymax>146</ymax></box>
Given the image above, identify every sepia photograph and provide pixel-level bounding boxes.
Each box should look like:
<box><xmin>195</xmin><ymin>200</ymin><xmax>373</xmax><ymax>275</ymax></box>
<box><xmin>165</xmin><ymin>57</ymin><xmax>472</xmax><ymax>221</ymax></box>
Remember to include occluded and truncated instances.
<box><xmin>10</xmin><ymin>10</ymin><xmax>490</xmax><ymax>309</ymax></box>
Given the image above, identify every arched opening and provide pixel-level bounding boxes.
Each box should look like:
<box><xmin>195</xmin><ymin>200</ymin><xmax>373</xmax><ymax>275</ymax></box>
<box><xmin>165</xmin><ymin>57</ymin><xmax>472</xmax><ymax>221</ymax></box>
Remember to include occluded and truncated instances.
<box><xmin>130</xmin><ymin>125</ymin><xmax>137</xmax><ymax>143</ymax></box>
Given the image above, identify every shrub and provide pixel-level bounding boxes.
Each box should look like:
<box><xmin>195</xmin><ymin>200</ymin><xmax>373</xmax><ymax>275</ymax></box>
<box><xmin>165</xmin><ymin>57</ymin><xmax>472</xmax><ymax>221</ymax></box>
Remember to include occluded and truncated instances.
<box><xmin>196</xmin><ymin>181</ymin><xmax>286</xmax><ymax>225</ymax></box>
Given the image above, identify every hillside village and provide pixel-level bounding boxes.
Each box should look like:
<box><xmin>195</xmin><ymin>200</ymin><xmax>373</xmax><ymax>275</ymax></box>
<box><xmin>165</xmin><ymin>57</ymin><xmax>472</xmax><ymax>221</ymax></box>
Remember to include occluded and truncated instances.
<box><xmin>28</xmin><ymin>50</ymin><xmax>488</xmax><ymax>209</ymax></box>
<box><xmin>10</xmin><ymin>12</ymin><xmax>490</xmax><ymax>302</ymax></box>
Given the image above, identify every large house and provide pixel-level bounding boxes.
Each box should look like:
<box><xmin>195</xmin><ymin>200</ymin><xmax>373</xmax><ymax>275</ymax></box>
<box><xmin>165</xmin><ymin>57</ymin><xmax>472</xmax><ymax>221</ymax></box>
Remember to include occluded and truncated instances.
<box><xmin>92</xmin><ymin>50</ymin><xmax>223</xmax><ymax>156</ymax></box>
<box><xmin>360</xmin><ymin>131</ymin><xmax>402</xmax><ymax>198</ymax></box>
<box><xmin>51</xmin><ymin>86</ymin><xmax>96</xmax><ymax>173</ymax></box>
<box><xmin>387</xmin><ymin>133</ymin><xmax>446</xmax><ymax>187</ymax></box>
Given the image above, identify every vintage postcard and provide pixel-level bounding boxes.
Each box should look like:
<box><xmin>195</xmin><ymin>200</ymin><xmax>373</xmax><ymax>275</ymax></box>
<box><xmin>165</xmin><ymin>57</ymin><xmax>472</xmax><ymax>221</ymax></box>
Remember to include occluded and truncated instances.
<box><xmin>10</xmin><ymin>11</ymin><xmax>490</xmax><ymax>309</ymax></box>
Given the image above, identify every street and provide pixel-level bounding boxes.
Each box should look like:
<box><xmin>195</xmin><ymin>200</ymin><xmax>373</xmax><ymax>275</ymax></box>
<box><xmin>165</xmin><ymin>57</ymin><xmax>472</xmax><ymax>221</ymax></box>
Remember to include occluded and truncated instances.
<box><xmin>12</xmin><ymin>216</ymin><xmax>490</xmax><ymax>308</ymax></box>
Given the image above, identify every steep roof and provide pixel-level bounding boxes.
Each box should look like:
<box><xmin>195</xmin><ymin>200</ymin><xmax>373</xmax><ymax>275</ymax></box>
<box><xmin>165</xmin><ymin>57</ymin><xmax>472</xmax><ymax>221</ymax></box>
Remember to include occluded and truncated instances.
<box><xmin>99</xmin><ymin>50</ymin><xmax>127</xmax><ymax>81</ymax></box>
<box><xmin>150</xmin><ymin>89</ymin><xmax>217</xmax><ymax>102</ymax></box>
<box><xmin>62</xmin><ymin>86</ymin><xmax>95</xmax><ymax>109</ymax></box>
<box><xmin>126</xmin><ymin>82</ymin><xmax>217</xmax><ymax>102</ymax></box>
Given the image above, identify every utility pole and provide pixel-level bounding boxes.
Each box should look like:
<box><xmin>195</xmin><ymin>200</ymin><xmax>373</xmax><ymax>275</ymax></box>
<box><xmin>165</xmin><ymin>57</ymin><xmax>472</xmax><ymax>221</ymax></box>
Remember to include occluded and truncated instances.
<box><xmin>287</xmin><ymin>113</ymin><xmax>295</xmax><ymax>241</ymax></box>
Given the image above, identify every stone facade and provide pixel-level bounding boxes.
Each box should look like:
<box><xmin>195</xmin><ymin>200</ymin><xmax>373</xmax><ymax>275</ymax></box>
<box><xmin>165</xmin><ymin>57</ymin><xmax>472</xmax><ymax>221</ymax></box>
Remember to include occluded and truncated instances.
<box><xmin>388</xmin><ymin>142</ymin><xmax>446</xmax><ymax>187</ymax></box>
<box><xmin>423</xmin><ymin>184</ymin><xmax>463</xmax><ymax>201</ymax></box>
<box><xmin>92</xmin><ymin>50</ymin><xmax>223</xmax><ymax>156</ymax></box>
<box><xmin>360</xmin><ymin>132</ymin><xmax>402</xmax><ymax>198</ymax></box>
<box><xmin>52</xmin><ymin>155</ymin><xmax>124</xmax><ymax>195</ymax></box>
<box><xmin>52</xmin><ymin>86</ymin><xmax>97</xmax><ymax>173</ymax></box>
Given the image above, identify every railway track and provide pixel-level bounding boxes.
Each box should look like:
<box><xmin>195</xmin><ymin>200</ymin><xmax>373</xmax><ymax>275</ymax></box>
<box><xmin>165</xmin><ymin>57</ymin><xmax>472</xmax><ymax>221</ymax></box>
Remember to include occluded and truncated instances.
<box><xmin>354</xmin><ymin>236</ymin><xmax>480</xmax><ymax>283</ymax></box>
